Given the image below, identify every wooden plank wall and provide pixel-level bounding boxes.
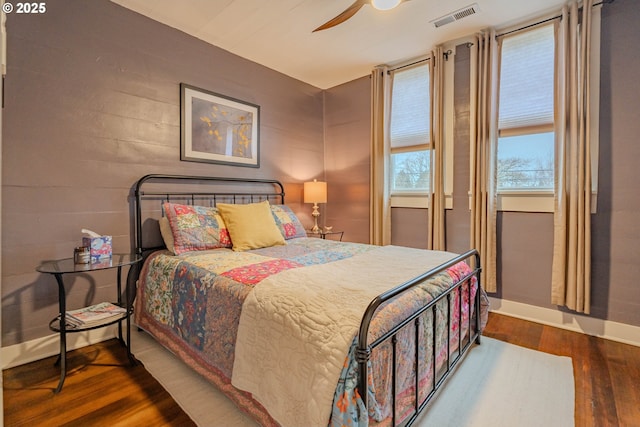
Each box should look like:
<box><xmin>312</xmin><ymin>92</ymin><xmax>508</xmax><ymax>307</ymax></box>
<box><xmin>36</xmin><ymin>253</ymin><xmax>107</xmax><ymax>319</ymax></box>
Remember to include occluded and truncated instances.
<box><xmin>2</xmin><ymin>0</ymin><xmax>324</xmax><ymax>346</ymax></box>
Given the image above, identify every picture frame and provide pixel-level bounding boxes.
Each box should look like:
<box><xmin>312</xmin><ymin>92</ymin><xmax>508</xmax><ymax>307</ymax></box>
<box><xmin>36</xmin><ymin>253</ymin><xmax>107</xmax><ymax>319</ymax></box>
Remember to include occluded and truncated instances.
<box><xmin>180</xmin><ymin>83</ymin><xmax>260</xmax><ymax>168</ymax></box>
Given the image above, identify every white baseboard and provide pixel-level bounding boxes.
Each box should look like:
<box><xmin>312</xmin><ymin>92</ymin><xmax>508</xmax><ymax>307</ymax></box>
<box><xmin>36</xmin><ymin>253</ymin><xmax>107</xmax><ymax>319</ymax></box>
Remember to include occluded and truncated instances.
<box><xmin>1</xmin><ymin>326</ymin><xmax>118</xmax><ymax>370</ymax></box>
<box><xmin>489</xmin><ymin>297</ymin><xmax>640</xmax><ymax>348</ymax></box>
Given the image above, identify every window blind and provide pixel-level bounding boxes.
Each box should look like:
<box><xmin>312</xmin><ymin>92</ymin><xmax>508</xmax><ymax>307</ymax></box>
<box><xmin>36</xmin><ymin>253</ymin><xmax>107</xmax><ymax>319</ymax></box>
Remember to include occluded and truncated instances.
<box><xmin>390</xmin><ymin>63</ymin><xmax>430</xmax><ymax>148</ymax></box>
<box><xmin>499</xmin><ymin>24</ymin><xmax>555</xmax><ymax>133</ymax></box>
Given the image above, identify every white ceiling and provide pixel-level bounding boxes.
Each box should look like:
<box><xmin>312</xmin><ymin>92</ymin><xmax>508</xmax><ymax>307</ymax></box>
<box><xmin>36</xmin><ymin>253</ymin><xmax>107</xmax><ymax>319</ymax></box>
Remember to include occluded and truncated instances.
<box><xmin>110</xmin><ymin>0</ymin><xmax>567</xmax><ymax>89</ymax></box>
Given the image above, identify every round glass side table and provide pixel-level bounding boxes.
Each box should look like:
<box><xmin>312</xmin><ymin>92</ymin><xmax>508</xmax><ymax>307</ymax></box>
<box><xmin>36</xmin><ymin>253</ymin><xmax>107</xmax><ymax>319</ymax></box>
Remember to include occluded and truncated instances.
<box><xmin>36</xmin><ymin>253</ymin><xmax>142</xmax><ymax>393</ymax></box>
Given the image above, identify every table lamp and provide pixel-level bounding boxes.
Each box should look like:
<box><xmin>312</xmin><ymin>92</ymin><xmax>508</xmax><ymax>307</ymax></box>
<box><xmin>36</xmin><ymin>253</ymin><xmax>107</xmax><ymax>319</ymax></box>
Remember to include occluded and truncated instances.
<box><xmin>304</xmin><ymin>179</ymin><xmax>327</xmax><ymax>234</ymax></box>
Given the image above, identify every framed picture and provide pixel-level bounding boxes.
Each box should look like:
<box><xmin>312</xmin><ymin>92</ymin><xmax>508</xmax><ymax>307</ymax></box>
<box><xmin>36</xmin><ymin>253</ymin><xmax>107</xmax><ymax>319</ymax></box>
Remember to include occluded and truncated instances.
<box><xmin>180</xmin><ymin>83</ymin><xmax>260</xmax><ymax>168</ymax></box>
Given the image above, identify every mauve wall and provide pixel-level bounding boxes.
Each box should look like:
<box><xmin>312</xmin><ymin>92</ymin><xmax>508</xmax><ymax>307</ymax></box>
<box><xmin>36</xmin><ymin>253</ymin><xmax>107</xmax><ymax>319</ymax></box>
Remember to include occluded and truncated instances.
<box><xmin>331</xmin><ymin>0</ymin><xmax>640</xmax><ymax>328</ymax></box>
<box><xmin>2</xmin><ymin>0</ymin><xmax>324</xmax><ymax>346</ymax></box>
<box><xmin>592</xmin><ymin>0</ymin><xmax>640</xmax><ymax>325</ymax></box>
<box><xmin>324</xmin><ymin>77</ymin><xmax>371</xmax><ymax>244</ymax></box>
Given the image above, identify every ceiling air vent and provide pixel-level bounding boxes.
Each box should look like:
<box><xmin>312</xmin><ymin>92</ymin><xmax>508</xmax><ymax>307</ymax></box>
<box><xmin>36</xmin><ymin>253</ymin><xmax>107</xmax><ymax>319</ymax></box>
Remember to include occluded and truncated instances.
<box><xmin>430</xmin><ymin>3</ymin><xmax>479</xmax><ymax>28</ymax></box>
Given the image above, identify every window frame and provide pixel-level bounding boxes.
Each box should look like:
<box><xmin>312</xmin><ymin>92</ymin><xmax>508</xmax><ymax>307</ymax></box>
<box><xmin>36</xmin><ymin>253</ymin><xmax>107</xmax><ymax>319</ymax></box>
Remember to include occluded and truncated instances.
<box><xmin>388</xmin><ymin>61</ymin><xmax>431</xmax><ymax>202</ymax></box>
<box><xmin>491</xmin><ymin>12</ymin><xmax>601</xmax><ymax>213</ymax></box>
<box><xmin>496</xmin><ymin>23</ymin><xmax>556</xmax><ymax>197</ymax></box>
<box><xmin>388</xmin><ymin>55</ymin><xmax>455</xmax><ymax>210</ymax></box>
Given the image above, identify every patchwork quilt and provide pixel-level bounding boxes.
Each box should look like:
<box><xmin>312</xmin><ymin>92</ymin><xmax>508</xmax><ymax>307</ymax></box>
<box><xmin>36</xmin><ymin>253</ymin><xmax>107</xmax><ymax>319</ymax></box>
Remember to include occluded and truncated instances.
<box><xmin>135</xmin><ymin>238</ymin><xmax>480</xmax><ymax>426</ymax></box>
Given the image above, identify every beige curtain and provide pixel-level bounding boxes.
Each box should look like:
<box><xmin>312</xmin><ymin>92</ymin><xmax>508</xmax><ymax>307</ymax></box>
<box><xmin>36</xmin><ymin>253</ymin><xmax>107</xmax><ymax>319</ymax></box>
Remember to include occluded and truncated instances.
<box><xmin>551</xmin><ymin>0</ymin><xmax>594</xmax><ymax>314</ymax></box>
<box><xmin>370</xmin><ymin>66</ymin><xmax>392</xmax><ymax>246</ymax></box>
<box><xmin>427</xmin><ymin>48</ymin><xmax>446</xmax><ymax>251</ymax></box>
<box><xmin>470</xmin><ymin>31</ymin><xmax>499</xmax><ymax>292</ymax></box>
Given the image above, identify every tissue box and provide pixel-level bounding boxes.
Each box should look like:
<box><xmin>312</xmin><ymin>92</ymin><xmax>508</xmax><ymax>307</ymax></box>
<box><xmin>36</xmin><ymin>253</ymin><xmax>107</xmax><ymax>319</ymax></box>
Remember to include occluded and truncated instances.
<box><xmin>82</xmin><ymin>236</ymin><xmax>112</xmax><ymax>263</ymax></box>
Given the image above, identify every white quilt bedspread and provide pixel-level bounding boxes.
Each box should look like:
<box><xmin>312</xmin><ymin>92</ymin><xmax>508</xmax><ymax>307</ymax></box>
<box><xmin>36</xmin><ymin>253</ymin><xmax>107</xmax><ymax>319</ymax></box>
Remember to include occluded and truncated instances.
<box><xmin>231</xmin><ymin>245</ymin><xmax>457</xmax><ymax>427</ymax></box>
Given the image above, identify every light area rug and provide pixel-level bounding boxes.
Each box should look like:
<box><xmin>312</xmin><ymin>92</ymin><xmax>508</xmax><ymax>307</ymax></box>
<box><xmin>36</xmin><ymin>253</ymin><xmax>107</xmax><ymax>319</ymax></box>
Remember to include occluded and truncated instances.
<box><xmin>131</xmin><ymin>333</ymin><xmax>574</xmax><ymax>427</ymax></box>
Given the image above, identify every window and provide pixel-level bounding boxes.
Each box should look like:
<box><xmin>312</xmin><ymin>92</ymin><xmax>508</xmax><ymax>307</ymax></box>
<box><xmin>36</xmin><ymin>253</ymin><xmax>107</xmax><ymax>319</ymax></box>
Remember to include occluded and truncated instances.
<box><xmin>390</xmin><ymin>63</ymin><xmax>430</xmax><ymax>194</ymax></box>
<box><xmin>497</xmin><ymin>24</ymin><xmax>555</xmax><ymax>191</ymax></box>
<box><xmin>391</xmin><ymin>150</ymin><xmax>430</xmax><ymax>191</ymax></box>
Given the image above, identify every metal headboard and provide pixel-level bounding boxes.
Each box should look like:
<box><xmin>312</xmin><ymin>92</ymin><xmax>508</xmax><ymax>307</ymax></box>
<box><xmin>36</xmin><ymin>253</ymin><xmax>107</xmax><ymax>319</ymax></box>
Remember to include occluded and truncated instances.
<box><xmin>133</xmin><ymin>174</ymin><xmax>285</xmax><ymax>255</ymax></box>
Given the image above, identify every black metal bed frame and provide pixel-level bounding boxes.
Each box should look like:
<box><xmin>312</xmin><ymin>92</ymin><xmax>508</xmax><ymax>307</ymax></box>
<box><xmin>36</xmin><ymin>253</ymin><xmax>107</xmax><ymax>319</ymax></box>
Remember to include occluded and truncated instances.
<box><xmin>133</xmin><ymin>174</ymin><xmax>285</xmax><ymax>254</ymax></box>
<box><xmin>131</xmin><ymin>174</ymin><xmax>482</xmax><ymax>427</ymax></box>
<box><xmin>357</xmin><ymin>250</ymin><xmax>482</xmax><ymax>426</ymax></box>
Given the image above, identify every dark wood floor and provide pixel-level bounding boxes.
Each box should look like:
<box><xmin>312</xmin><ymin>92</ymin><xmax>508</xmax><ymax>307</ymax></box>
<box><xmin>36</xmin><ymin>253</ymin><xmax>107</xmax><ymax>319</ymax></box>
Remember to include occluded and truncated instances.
<box><xmin>4</xmin><ymin>312</ymin><xmax>640</xmax><ymax>426</ymax></box>
<box><xmin>3</xmin><ymin>339</ymin><xmax>195</xmax><ymax>426</ymax></box>
<box><xmin>485</xmin><ymin>313</ymin><xmax>640</xmax><ymax>427</ymax></box>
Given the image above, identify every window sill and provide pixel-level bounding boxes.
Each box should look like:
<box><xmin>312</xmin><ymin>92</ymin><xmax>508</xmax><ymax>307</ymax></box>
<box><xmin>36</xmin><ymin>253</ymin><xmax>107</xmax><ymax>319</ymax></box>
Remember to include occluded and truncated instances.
<box><xmin>393</xmin><ymin>191</ymin><xmax>597</xmax><ymax>213</ymax></box>
<box><xmin>495</xmin><ymin>191</ymin><xmax>597</xmax><ymax>213</ymax></box>
<box><xmin>390</xmin><ymin>194</ymin><xmax>453</xmax><ymax>209</ymax></box>
<box><xmin>497</xmin><ymin>191</ymin><xmax>554</xmax><ymax>213</ymax></box>
<box><xmin>391</xmin><ymin>192</ymin><xmax>555</xmax><ymax>212</ymax></box>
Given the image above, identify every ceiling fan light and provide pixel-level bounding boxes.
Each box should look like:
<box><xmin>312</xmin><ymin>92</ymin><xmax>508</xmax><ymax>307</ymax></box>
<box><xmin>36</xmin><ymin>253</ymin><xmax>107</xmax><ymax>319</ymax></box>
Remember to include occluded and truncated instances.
<box><xmin>371</xmin><ymin>0</ymin><xmax>402</xmax><ymax>11</ymax></box>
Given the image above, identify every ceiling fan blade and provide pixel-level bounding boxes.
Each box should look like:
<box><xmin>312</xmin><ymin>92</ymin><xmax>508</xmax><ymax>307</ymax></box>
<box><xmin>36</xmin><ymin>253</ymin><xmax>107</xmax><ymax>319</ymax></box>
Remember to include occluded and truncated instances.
<box><xmin>313</xmin><ymin>0</ymin><xmax>368</xmax><ymax>32</ymax></box>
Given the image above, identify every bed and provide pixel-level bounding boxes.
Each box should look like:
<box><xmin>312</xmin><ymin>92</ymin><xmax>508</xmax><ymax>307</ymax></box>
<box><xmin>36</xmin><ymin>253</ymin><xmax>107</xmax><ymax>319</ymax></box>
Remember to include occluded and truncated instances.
<box><xmin>129</xmin><ymin>174</ymin><xmax>488</xmax><ymax>427</ymax></box>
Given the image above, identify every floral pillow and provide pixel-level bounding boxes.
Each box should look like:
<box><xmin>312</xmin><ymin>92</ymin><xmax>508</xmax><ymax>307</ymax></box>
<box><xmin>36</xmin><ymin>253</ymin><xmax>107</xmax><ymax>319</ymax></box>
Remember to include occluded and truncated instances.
<box><xmin>163</xmin><ymin>202</ymin><xmax>232</xmax><ymax>254</ymax></box>
<box><xmin>270</xmin><ymin>205</ymin><xmax>307</xmax><ymax>240</ymax></box>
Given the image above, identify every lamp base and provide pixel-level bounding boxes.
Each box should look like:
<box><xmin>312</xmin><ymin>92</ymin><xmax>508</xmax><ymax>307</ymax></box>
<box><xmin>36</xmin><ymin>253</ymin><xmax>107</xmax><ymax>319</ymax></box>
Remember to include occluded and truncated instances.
<box><xmin>311</xmin><ymin>204</ymin><xmax>321</xmax><ymax>234</ymax></box>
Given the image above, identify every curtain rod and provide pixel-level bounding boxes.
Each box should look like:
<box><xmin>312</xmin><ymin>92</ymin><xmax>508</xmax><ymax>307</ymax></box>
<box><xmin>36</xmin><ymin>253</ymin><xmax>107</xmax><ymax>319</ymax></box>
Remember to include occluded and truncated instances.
<box><xmin>388</xmin><ymin>57</ymin><xmax>430</xmax><ymax>73</ymax></box>
<box><xmin>496</xmin><ymin>0</ymin><xmax>613</xmax><ymax>39</ymax></box>
<box><xmin>388</xmin><ymin>44</ymin><xmax>476</xmax><ymax>72</ymax></box>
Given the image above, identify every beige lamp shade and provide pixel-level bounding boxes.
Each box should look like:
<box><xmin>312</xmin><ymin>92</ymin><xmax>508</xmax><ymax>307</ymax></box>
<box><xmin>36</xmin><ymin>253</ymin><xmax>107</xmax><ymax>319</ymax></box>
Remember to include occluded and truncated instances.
<box><xmin>304</xmin><ymin>180</ymin><xmax>327</xmax><ymax>204</ymax></box>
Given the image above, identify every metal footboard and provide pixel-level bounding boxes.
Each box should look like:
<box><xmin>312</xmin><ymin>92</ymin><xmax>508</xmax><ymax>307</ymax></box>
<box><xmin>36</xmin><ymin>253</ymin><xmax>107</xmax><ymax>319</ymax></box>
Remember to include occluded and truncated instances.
<box><xmin>356</xmin><ymin>250</ymin><xmax>482</xmax><ymax>426</ymax></box>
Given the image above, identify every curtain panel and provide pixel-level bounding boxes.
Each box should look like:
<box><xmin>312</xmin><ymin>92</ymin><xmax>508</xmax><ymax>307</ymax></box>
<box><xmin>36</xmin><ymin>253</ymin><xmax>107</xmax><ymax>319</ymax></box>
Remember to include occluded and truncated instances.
<box><xmin>427</xmin><ymin>47</ymin><xmax>446</xmax><ymax>251</ymax></box>
<box><xmin>370</xmin><ymin>66</ymin><xmax>392</xmax><ymax>246</ymax></box>
<box><xmin>470</xmin><ymin>30</ymin><xmax>499</xmax><ymax>293</ymax></box>
<box><xmin>551</xmin><ymin>0</ymin><xmax>596</xmax><ymax>314</ymax></box>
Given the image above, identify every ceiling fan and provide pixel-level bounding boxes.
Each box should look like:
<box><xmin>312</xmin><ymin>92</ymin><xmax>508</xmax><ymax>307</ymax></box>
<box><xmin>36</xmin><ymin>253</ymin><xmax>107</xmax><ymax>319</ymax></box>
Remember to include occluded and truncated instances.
<box><xmin>313</xmin><ymin>0</ymin><xmax>410</xmax><ymax>32</ymax></box>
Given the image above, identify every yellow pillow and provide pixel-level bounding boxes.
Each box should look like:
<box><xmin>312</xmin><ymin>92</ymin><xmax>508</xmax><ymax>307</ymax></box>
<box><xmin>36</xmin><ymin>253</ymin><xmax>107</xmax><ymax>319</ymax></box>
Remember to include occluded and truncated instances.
<box><xmin>217</xmin><ymin>200</ymin><xmax>286</xmax><ymax>251</ymax></box>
